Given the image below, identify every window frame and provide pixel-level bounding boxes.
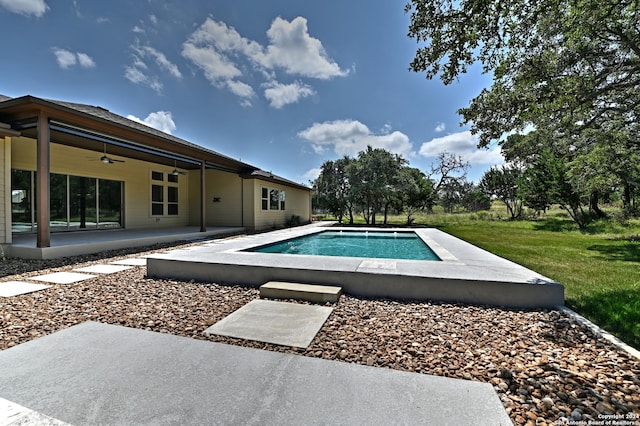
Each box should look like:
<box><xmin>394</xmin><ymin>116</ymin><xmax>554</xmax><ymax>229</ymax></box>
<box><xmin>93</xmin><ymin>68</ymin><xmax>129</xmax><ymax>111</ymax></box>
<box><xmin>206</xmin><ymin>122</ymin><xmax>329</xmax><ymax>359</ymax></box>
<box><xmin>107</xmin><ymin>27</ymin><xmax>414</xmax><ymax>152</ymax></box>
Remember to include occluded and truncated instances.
<box><xmin>261</xmin><ymin>186</ymin><xmax>286</xmax><ymax>211</ymax></box>
<box><xmin>151</xmin><ymin>171</ymin><xmax>179</xmax><ymax>217</ymax></box>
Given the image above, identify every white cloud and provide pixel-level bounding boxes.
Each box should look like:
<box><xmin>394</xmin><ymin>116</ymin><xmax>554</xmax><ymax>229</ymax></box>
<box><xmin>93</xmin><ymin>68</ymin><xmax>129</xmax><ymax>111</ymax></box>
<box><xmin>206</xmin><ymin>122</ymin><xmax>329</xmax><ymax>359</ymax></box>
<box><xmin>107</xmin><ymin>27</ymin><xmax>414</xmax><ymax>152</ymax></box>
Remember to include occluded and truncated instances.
<box><xmin>182</xmin><ymin>15</ymin><xmax>347</xmax><ymax>107</ymax></box>
<box><xmin>303</xmin><ymin>168</ymin><xmax>321</xmax><ymax>181</ymax></box>
<box><xmin>181</xmin><ymin>42</ymin><xmax>242</xmax><ymax>82</ymax></box>
<box><xmin>76</xmin><ymin>52</ymin><xmax>96</xmax><ymax>68</ymax></box>
<box><xmin>226</xmin><ymin>80</ymin><xmax>255</xmax><ymax>101</ymax></box>
<box><xmin>52</xmin><ymin>48</ymin><xmax>76</xmax><ymax>69</ymax></box>
<box><xmin>125</xmin><ymin>44</ymin><xmax>181</xmax><ymax>93</ymax></box>
<box><xmin>141</xmin><ymin>46</ymin><xmax>182</xmax><ymax>79</ymax></box>
<box><xmin>260</xmin><ymin>17</ymin><xmax>348</xmax><ymax>79</ymax></box>
<box><xmin>149</xmin><ymin>14</ymin><xmax>157</xmax><ymax>25</ymax></box>
<box><xmin>0</xmin><ymin>0</ymin><xmax>48</xmax><ymax>17</ymax></box>
<box><xmin>263</xmin><ymin>81</ymin><xmax>315</xmax><ymax>109</ymax></box>
<box><xmin>298</xmin><ymin>119</ymin><xmax>414</xmax><ymax>159</ymax></box>
<box><xmin>435</xmin><ymin>122</ymin><xmax>446</xmax><ymax>132</ymax></box>
<box><xmin>52</xmin><ymin>48</ymin><xmax>95</xmax><ymax>69</ymax></box>
<box><xmin>419</xmin><ymin>130</ymin><xmax>504</xmax><ymax>164</ymax></box>
<box><xmin>127</xmin><ymin>111</ymin><xmax>176</xmax><ymax>135</ymax></box>
<box><xmin>124</xmin><ymin>64</ymin><xmax>163</xmax><ymax>93</ymax></box>
<box><xmin>96</xmin><ymin>17</ymin><xmax>109</xmax><ymax>24</ymax></box>
<box><xmin>132</xmin><ymin>25</ymin><xmax>144</xmax><ymax>34</ymax></box>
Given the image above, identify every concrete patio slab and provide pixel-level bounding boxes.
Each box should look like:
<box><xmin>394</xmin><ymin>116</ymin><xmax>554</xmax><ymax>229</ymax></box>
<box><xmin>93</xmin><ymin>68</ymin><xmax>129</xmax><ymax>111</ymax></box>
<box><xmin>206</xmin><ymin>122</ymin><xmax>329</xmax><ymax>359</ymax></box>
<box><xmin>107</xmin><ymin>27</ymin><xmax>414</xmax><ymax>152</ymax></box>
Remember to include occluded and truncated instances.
<box><xmin>7</xmin><ymin>226</ymin><xmax>244</xmax><ymax>260</ymax></box>
<box><xmin>0</xmin><ymin>397</ymin><xmax>71</xmax><ymax>425</ymax></box>
<box><xmin>30</xmin><ymin>272</ymin><xmax>96</xmax><ymax>285</ymax></box>
<box><xmin>204</xmin><ymin>300</ymin><xmax>333</xmax><ymax>348</ymax></box>
<box><xmin>74</xmin><ymin>264</ymin><xmax>133</xmax><ymax>274</ymax></box>
<box><xmin>0</xmin><ymin>322</ymin><xmax>511</xmax><ymax>425</ymax></box>
<box><xmin>0</xmin><ymin>281</ymin><xmax>51</xmax><ymax>297</ymax></box>
<box><xmin>109</xmin><ymin>258</ymin><xmax>147</xmax><ymax>266</ymax></box>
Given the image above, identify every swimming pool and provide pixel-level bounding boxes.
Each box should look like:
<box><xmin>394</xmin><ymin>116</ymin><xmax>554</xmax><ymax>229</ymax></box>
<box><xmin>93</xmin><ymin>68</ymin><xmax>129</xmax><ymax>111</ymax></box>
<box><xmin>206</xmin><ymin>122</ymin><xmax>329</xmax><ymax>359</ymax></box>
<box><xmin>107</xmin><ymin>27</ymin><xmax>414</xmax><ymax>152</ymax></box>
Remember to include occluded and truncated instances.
<box><xmin>246</xmin><ymin>230</ymin><xmax>441</xmax><ymax>261</ymax></box>
<box><xmin>146</xmin><ymin>224</ymin><xmax>565</xmax><ymax>308</ymax></box>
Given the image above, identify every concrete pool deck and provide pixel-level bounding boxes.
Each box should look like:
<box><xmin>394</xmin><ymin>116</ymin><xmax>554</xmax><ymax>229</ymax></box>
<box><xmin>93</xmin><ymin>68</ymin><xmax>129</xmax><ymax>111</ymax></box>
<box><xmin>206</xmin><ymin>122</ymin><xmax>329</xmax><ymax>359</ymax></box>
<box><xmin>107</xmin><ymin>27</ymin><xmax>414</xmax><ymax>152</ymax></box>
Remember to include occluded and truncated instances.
<box><xmin>0</xmin><ymin>321</ymin><xmax>512</xmax><ymax>425</ymax></box>
<box><xmin>147</xmin><ymin>223</ymin><xmax>564</xmax><ymax>308</ymax></box>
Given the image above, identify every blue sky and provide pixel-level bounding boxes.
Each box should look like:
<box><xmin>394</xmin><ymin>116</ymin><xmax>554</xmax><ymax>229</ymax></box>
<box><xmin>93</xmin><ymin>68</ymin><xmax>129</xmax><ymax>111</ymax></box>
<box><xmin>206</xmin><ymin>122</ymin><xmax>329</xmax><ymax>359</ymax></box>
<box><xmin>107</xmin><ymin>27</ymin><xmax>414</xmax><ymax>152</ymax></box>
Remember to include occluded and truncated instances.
<box><xmin>0</xmin><ymin>0</ymin><xmax>503</xmax><ymax>184</ymax></box>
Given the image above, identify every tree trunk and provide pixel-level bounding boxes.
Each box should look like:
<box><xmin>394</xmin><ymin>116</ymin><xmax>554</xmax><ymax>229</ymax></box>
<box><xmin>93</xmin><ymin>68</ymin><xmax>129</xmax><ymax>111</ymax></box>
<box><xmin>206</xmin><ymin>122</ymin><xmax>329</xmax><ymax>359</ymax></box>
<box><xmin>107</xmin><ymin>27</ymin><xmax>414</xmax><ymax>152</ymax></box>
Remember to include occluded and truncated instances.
<box><xmin>589</xmin><ymin>190</ymin><xmax>606</xmax><ymax>218</ymax></box>
<box><xmin>622</xmin><ymin>182</ymin><xmax>631</xmax><ymax>209</ymax></box>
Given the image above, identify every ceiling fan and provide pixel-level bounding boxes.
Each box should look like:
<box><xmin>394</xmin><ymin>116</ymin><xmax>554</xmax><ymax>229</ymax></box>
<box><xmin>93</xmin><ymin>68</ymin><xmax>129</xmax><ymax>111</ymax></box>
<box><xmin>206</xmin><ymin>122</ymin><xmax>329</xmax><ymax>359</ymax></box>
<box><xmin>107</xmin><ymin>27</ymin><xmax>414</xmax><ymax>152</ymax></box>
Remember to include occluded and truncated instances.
<box><xmin>170</xmin><ymin>160</ymin><xmax>187</xmax><ymax>175</ymax></box>
<box><xmin>98</xmin><ymin>143</ymin><xmax>125</xmax><ymax>164</ymax></box>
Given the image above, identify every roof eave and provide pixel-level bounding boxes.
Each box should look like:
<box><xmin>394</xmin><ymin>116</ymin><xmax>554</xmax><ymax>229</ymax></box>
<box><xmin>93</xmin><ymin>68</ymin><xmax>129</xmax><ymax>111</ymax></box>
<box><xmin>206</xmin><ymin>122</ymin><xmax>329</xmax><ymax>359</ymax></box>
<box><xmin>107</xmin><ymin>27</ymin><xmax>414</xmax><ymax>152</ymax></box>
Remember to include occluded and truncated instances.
<box><xmin>0</xmin><ymin>95</ymin><xmax>255</xmax><ymax>172</ymax></box>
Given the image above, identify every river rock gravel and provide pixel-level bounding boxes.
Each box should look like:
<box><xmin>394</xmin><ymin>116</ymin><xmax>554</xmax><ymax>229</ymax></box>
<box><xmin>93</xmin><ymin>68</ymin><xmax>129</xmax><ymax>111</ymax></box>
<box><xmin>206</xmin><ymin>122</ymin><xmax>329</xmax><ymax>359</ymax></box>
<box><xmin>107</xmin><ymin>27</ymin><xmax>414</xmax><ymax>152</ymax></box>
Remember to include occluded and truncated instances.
<box><xmin>0</xmin><ymin>239</ymin><xmax>638</xmax><ymax>425</ymax></box>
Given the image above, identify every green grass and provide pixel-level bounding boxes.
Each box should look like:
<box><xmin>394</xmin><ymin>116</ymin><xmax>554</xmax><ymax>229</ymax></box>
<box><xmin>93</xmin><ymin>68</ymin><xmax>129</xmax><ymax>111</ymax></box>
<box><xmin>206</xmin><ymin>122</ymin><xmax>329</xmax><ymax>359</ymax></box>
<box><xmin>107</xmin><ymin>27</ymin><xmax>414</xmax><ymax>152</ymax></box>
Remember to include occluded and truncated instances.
<box><xmin>328</xmin><ymin>207</ymin><xmax>640</xmax><ymax>349</ymax></box>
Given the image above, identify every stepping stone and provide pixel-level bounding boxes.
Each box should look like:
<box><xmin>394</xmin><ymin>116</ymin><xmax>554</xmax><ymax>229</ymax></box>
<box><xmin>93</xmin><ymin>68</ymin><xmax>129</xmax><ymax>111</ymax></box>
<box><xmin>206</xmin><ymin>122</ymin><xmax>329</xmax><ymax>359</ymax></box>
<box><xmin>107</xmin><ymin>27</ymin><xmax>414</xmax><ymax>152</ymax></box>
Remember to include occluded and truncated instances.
<box><xmin>0</xmin><ymin>281</ymin><xmax>50</xmax><ymax>297</ymax></box>
<box><xmin>0</xmin><ymin>397</ymin><xmax>71</xmax><ymax>425</ymax></box>
<box><xmin>204</xmin><ymin>300</ymin><xmax>333</xmax><ymax>348</ymax></box>
<box><xmin>110</xmin><ymin>258</ymin><xmax>147</xmax><ymax>266</ymax></box>
<box><xmin>260</xmin><ymin>281</ymin><xmax>342</xmax><ymax>303</ymax></box>
<box><xmin>74</xmin><ymin>264</ymin><xmax>133</xmax><ymax>274</ymax></box>
<box><xmin>30</xmin><ymin>272</ymin><xmax>96</xmax><ymax>284</ymax></box>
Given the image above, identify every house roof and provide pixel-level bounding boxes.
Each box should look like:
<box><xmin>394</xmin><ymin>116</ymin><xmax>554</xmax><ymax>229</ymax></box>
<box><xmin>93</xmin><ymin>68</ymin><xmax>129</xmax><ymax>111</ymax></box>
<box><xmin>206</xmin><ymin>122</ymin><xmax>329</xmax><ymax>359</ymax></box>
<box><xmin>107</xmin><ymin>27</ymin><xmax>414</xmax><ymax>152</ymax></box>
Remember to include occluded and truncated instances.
<box><xmin>0</xmin><ymin>94</ymin><xmax>310</xmax><ymax>191</ymax></box>
<box><xmin>243</xmin><ymin>169</ymin><xmax>311</xmax><ymax>191</ymax></box>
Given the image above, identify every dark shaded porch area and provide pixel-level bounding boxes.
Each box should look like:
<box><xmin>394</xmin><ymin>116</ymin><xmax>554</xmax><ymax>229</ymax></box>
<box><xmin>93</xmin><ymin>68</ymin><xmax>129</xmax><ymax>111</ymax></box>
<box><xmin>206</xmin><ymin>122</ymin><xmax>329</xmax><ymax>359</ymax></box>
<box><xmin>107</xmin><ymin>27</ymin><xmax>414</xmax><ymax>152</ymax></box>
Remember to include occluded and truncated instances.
<box><xmin>5</xmin><ymin>227</ymin><xmax>245</xmax><ymax>259</ymax></box>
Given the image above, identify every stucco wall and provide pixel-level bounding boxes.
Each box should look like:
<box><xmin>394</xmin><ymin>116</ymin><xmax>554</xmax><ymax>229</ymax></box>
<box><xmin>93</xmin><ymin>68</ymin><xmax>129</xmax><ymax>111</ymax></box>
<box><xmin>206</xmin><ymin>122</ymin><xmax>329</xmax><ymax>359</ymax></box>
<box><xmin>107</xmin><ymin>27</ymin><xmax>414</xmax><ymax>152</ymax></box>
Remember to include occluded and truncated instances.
<box><xmin>248</xmin><ymin>179</ymin><xmax>311</xmax><ymax>231</ymax></box>
<box><xmin>242</xmin><ymin>178</ymin><xmax>255</xmax><ymax>229</ymax></box>
<box><xmin>11</xmin><ymin>137</ymin><xmax>191</xmax><ymax>229</ymax></box>
<box><xmin>188</xmin><ymin>169</ymin><xmax>244</xmax><ymax>227</ymax></box>
<box><xmin>7</xmin><ymin>135</ymin><xmax>311</xmax><ymax>234</ymax></box>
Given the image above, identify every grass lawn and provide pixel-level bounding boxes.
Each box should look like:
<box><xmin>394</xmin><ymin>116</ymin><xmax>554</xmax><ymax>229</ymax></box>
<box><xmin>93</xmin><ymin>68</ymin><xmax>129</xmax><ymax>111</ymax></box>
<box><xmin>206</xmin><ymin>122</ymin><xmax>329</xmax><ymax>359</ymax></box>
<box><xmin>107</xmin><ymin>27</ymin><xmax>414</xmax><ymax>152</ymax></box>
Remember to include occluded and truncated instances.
<box><xmin>332</xmin><ymin>207</ymin><xmax>640</xmax><ymax>349</ymax></box>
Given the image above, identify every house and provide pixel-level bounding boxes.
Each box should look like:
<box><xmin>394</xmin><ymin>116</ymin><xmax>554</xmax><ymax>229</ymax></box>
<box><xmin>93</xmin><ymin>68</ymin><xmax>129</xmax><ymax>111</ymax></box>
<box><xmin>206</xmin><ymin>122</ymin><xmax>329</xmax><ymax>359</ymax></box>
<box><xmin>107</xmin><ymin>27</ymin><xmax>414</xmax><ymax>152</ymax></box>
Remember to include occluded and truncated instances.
<box><xmin>0</xmin><ymin>94</ymin><xmax>312</xmax><ymax>258</ymax></box>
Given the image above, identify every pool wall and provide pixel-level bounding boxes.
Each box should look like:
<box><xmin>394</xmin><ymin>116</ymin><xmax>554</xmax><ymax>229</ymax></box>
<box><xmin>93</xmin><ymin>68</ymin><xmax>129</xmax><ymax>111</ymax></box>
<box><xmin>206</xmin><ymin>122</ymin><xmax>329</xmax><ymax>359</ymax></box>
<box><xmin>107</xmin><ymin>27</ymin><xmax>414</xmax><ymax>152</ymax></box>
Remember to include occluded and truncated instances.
<box><xmin>146</xmin><ymin>224</ymin><xmax>564</xmax><ymax>309</ymax></box>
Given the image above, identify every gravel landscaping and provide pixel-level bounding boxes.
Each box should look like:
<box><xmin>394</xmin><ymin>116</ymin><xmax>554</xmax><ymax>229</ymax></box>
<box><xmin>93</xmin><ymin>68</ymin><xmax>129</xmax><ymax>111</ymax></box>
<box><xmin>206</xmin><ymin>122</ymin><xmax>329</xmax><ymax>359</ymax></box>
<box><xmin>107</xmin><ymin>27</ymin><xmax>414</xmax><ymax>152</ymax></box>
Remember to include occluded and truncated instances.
<box><xmin>0</xmin><ymin>238</ymin><xmax>638</xmax><ymax>425</ymax></box>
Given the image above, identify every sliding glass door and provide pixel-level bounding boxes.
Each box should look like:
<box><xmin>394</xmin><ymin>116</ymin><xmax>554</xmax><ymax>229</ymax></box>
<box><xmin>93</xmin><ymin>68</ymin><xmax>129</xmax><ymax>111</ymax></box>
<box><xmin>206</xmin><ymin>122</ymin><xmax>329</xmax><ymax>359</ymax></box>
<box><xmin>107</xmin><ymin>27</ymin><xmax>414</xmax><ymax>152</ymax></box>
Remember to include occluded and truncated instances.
<box><xmin>11</xmin><ymin>169</ymin><xmax>34</xmax><ymax>232</ymax></box>
<box><xmin>98</xmin><ymin>178</ymin><xmax>122</xmax><ymax>229</ymax></box>
<box><xmin>11</xmin><ymin>169</ymin><xmax>123</xmax><ymax>232</ymax></box>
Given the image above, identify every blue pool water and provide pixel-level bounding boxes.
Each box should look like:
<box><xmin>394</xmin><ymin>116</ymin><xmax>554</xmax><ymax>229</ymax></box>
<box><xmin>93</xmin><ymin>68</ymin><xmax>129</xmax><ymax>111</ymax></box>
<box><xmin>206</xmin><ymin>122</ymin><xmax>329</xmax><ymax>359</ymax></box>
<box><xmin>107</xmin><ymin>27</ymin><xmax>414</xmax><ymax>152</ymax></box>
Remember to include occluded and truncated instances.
<box><xmin>246</xmin><ymin>231</ymin><xmax>441</xmax><ymax>261</ymax></box>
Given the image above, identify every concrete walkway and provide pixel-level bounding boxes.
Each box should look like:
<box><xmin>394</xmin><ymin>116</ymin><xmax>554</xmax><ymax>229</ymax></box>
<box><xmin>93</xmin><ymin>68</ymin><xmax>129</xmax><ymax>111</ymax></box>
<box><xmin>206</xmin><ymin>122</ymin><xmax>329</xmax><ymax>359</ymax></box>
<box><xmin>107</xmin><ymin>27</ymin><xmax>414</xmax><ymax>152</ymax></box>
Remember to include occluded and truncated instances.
<box><xmin>0</xmin><ymin>322</ymin><xmax>511</xmax><ymax>425</ymax></box>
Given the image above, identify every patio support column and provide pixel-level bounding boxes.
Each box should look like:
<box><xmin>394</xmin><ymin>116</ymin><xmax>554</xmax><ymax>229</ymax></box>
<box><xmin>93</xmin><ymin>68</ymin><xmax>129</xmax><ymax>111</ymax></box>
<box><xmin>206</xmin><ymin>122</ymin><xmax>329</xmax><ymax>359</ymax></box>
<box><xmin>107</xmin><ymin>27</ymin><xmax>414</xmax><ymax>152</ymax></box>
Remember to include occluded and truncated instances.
<box><xmin>200</xmin><ymin>160</ymin><xmax>206</xmax><ymax>232</ymax></box>
<box><xmin>36</xmin><ymin>112</ymin><xmax>51</xmax><ymax>248</ymax></box>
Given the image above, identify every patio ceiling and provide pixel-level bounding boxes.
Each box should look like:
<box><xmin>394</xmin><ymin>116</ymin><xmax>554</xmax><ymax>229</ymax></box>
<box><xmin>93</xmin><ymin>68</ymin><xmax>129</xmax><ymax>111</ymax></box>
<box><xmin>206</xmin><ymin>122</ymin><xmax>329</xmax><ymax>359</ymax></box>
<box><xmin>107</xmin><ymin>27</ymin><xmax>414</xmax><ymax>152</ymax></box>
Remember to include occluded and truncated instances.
<box><xmin>0</xmin><ymin>95</ymin><xmax>257</xmax><ymax>173</ymax></box>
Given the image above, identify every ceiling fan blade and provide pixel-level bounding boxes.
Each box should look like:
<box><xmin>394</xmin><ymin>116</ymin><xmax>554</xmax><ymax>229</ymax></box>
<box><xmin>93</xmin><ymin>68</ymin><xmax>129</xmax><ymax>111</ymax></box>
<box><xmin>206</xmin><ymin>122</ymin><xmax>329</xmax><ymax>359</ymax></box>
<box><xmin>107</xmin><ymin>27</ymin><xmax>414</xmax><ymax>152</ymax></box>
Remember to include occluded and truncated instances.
<box><xmin>99</xmin><ymin>144</ymin><xmax>125</xmax><ymax>164</ymax></box>
<box><xmin>100</xmin><ymin>155</ymin><xmax>125</xmax><ymax>164</ymax></box>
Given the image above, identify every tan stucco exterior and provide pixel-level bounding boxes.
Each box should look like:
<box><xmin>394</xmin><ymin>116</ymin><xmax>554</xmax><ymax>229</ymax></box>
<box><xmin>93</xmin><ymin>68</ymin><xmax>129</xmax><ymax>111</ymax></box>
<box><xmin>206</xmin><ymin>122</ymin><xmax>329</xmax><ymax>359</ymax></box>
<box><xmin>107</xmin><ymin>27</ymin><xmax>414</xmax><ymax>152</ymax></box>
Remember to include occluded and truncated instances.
<box><xmin>188</xmin><ymin>169</ymin><xmax>244</xmax><ymax>227</ymax></box>
<box><xmin>11</xmin><ymin>137</ymin><xmax>192</xmax><ymax>229</ymax></box>
<box><xmin>243</xmin><ymin>178</ymin><xmax>312</xmax><ymax>231</ymax></box>
<box><xmin>0</xmin><ymin>94</ymin><xmax>311</xmax><ymax>253</ymax></box>
<box><xmin>7</xmin><ymin>135</ymin><xmax>311</xmax><ymax>234</ymax></box>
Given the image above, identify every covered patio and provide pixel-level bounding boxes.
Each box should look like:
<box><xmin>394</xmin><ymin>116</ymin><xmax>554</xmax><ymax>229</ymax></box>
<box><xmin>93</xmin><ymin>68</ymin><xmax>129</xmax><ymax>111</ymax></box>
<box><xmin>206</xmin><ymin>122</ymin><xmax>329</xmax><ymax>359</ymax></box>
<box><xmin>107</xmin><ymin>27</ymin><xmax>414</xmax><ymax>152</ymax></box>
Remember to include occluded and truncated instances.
<box><xmin>6</xmin><ymin>226</ymin><xmax>244</xmax><ymax>259</ymax></box>
<box><xmin>0</xmin><ymin>94</ymin><xmax>312</xmax><ymax>259</ymax></box>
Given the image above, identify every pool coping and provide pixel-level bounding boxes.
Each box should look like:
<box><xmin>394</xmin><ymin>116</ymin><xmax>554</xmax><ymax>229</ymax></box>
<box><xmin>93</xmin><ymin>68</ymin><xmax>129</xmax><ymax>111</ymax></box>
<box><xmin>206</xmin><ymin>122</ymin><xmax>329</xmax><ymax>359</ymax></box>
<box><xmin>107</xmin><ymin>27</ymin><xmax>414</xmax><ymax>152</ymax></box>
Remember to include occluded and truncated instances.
<box><xmin>146</xmin><ymin>223</ymin><xmax>565</xmax><ymax>308</ymax></box>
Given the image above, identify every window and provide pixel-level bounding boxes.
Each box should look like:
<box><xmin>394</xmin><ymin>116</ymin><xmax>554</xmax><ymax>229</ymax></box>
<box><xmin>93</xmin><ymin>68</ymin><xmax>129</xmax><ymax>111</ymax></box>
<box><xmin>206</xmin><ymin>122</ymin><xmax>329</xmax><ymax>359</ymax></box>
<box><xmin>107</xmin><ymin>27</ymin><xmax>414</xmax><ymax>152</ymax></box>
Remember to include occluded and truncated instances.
<box><xmin>261</xmin><ymin>188</ymin><xmax>268</xmax><ymax>210</ymax></box>
<box><xmin>151</xmin><ymin>171</ymin><xmax>179</xmax><ymax>216</ymax></box>
<box><xmin>151</xmin><ymin>184</ymin><xmax>164</xmax><ymax>216</ymax></box>
<box><xmin>270</xmin><ymin>189</ymin><xmax>279</xmax><ymax>210</ymax></box>
<box><xmin>167</xmin><ymin>186</ymin><xmax>178</xmax><ymax>215</ymax></box>
<box><xmin>261</xmin><ymin>187</ymin><xmax>286</xmax><ymax>211</ymax></box>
